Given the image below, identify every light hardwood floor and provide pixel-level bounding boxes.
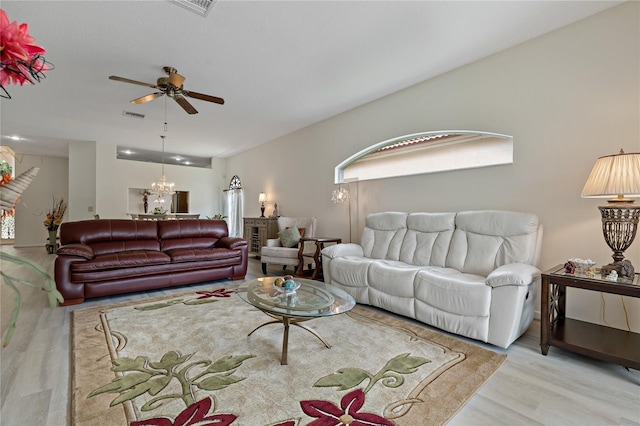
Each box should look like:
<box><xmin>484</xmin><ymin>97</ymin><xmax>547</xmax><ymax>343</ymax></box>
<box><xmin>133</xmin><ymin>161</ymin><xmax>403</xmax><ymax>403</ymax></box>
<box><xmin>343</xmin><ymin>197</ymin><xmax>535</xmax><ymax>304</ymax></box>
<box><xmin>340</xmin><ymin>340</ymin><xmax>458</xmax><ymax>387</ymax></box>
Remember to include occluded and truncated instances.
<box><xmin>1</xmin><ymin>246</ymin><xmax>638</xmax><ymax>425</ymax></box>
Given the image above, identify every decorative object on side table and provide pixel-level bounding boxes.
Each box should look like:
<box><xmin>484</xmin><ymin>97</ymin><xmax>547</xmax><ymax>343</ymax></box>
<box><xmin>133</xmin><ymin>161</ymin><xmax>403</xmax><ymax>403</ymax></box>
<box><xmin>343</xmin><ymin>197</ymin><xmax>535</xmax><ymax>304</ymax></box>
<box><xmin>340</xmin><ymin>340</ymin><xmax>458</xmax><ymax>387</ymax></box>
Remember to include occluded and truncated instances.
<box><xmin>258</xmin><ymin>192</ymin><xmax>266</xmax><ymax>217</ymax></box>
<box><xmin>563</xmin><ymin>257</ymin><xmax>596</xmax><ymax>276</ymax></box>
<box><xmin>271</xmin><ymin>202</ymin><xmax>279</xmax><ymax>218</ymax></box>
<box><xmin>581</xmin><ymin>149</ymin><xmax>640</xmax><ymax>278</ymax></box>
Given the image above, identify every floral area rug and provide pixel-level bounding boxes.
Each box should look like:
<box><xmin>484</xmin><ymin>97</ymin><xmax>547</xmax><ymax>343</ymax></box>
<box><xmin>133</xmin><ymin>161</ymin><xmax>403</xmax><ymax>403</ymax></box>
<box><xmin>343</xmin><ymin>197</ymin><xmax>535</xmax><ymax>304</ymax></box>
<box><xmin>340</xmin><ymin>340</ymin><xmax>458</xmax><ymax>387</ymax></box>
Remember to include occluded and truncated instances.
<box><xmin>71</xmin><ymin>285</ymin><xmax>506</xmax><ymax>425</ymax></box>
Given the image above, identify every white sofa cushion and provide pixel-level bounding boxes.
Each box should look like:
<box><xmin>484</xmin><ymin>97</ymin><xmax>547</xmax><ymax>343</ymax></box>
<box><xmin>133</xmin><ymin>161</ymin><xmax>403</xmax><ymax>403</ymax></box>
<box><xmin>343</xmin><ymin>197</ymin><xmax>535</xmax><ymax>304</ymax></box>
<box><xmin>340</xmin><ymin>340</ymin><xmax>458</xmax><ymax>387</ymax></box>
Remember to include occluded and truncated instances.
<box><xmin>361</xmin><ymin>212</ymin><xmax>408</xmax><ymax>260</ymax></box>
<box><xmin>414</xmin><ymin>268</ymin><xmax>491</xmax><ymax>342</ymax></box>
<box><xmin>368</xmin><ymin>260</ymin><xmax>423</xmax><ymax>318</ymax></box>
<box><xmin>446</xmin><ymin>210</ymin><xmax>540</xmax><ymax>277</ymax></box>
<box><xmin>400</xmin><ymin>213</ymin><xmax>455</xmax><ymax>266</ymax></box>
<box><xmin>326</xmin><ymin>255</ymin><xmax>374</xmax><ymax>304</ymax></box>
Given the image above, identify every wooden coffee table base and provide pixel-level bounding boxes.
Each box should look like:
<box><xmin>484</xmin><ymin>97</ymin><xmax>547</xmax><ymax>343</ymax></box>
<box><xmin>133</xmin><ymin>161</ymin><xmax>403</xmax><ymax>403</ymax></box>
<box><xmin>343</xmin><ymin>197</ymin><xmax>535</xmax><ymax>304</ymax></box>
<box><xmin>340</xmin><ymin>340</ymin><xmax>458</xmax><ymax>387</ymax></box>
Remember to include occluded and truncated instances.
<box><xmin>247</xmin><ymin>311</ymin><xmax>331</xmax><ymax>365</ymax></box>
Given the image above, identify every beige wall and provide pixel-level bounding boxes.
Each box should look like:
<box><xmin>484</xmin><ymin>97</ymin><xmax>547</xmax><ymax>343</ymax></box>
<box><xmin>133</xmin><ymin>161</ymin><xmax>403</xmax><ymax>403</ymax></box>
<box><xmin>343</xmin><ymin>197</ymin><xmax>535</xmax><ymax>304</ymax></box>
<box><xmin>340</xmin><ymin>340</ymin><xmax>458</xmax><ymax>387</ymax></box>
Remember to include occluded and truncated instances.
<box><xmin>226</xmin><ymin>3</ymin><xmax>640</xmax><ymax>331</ymax></box>
<box><xmin>14</xmin><ymin>154</ymin><xmax>69</xmax><ymax>247</ymax></box>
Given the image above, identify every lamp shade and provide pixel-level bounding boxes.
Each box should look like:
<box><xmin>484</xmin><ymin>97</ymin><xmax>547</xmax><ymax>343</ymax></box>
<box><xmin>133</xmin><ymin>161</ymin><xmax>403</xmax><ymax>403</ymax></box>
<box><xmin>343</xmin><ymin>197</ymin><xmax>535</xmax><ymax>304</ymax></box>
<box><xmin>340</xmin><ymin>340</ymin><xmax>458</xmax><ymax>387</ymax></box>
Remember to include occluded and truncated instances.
<box><xmin>581</xmin><ymin>149</ymin><xmax>640</xmax><ymax>200</ymax></box>
<box><xmin>258</xmin><ymin>192</ymin><xmax>267</xmax><ymax>203</ymax></box>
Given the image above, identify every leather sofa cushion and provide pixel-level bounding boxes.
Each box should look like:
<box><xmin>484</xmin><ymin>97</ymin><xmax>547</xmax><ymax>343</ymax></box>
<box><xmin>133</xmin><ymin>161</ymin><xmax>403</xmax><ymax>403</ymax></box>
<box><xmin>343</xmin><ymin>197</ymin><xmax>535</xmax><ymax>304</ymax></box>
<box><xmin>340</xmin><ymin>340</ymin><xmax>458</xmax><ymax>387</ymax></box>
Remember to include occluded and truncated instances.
<box><xmin>414</xmin><ymin>268</ymin><xmax>491</xmax><ymax>317</ymax></box>
<box><xmin>446</xmin><ymin>210</ymin><xmax>540</xmax><ymax>276</ymax></box>
<box><xmin>56</xmin><ymin>243</ymin><xmax>94</xmax><ymax>259</ymax></box>
<box><xmin>61</xmin><ymin>219</ymin><xmax>159</xmax><ymax>246</ymax></box>
<box><xmin>159</xmin><ymin>219</ymin><xmax>228</xmax><ymax>250</ymax></box>
<box><xmin>72</xmin><ymin>250</ymin><xmax>171</xmax><ymax>273</ymax></box>
<box><xmin>360</xmin><ymin>212</ymin><xmax>408</xmax><ymax>260</ymax></box>
<box><xmin>165</xmin><ymin>248</ymin><xmax>242</xmax><ymax>263</ymax></box>
<box><xmin>400</xmin><ymin>213</ymin><xmax>456</xmax><ymax>267</ymax></box>
<box><xmin>72</xmin><ymin>256</ymin><xmax>242</xmax><ymax>283</ymax></box>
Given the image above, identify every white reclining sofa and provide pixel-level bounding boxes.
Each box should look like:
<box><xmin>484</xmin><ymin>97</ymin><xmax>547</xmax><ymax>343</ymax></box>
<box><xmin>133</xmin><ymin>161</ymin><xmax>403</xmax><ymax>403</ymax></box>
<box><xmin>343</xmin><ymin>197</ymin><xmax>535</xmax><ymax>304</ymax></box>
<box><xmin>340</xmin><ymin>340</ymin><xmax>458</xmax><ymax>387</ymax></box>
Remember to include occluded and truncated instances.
<box><xmin>321</xmin><ymin>210</ymin><xmax>543</xmax><ymax>348</ymax></box>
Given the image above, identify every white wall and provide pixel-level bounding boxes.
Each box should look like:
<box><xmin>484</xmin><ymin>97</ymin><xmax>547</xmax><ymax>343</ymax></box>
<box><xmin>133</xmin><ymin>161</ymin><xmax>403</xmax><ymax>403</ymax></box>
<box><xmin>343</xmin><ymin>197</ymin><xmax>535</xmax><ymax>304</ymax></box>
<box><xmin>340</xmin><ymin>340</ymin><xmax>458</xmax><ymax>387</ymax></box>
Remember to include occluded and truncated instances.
<box><xmin>13</xmin><ymin>141</ymin><xmax>227</xmax><ymax>245</ymax></box>
<box><xmin>92</xmin><ymin>142</ymin><xmax>226</xmax><ymax>220</ymax></box>
<box><xmin>226</xmin><ymin>3</ymin><xmax>640</xmax><ymax>331</ymax></box>
<box><xmin>68</xmin><ymin>141</ymin><xmax>96</xmax><ymax>221</ymax></box>
<box><xmin>13</xmin><ymin>154</ymin><xmax>68</xmax><ymax>247</ymax></box>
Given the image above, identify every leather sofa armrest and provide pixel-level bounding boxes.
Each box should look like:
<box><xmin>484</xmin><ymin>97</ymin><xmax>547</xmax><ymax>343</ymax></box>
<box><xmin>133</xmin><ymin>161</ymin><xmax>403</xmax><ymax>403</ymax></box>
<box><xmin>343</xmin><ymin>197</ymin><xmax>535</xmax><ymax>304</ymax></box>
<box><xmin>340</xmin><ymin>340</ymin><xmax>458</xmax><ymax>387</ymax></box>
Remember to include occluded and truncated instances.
<box><xmin>486</xmin><ymin>263</ymin><xmax>541</xmax><ymax>288</ymax></box>
<box><xmin>56</xmin><ymin>243</ymin><xmax>94</xmax><ymax>260</ymax></box>
<box><xmin>216</xmin><ymin>237</ymin><xmax>248</xmax><ymax>250</ymax></box>
<box><xmin>321</xmin><ymin>243</ymin><xmax>364</xmax><ymax>259</ymax></box>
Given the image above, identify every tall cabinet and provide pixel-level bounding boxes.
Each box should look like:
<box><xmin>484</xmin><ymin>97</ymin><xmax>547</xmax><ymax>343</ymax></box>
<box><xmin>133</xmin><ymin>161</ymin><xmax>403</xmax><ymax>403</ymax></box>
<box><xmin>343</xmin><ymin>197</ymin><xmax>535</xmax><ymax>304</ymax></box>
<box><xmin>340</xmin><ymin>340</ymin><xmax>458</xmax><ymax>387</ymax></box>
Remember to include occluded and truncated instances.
<box><xmin>243</xmin><ymin>217</ymin><xmax>279</xmax><ymax>257</ymax></box>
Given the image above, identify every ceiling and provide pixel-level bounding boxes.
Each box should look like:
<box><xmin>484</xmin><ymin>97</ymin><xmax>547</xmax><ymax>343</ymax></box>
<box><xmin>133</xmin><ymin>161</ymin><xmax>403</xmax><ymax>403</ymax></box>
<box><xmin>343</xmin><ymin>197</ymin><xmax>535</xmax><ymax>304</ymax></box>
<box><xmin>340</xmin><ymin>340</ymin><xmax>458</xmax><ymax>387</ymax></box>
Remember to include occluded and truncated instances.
<box><xmin>0</xmin><ymin>1</ymin><xmax>622</xmax><ymax>163</ymax></box>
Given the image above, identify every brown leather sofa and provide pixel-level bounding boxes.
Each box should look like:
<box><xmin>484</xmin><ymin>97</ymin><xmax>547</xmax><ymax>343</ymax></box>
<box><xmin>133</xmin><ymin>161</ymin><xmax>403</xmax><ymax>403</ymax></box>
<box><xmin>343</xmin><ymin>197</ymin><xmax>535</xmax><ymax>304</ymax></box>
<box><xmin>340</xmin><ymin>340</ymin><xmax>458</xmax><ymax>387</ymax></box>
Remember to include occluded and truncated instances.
<box><xmin>54</xmin><ymin>219</ymin><xmax>248</xmax><ymax>305</ymax></box>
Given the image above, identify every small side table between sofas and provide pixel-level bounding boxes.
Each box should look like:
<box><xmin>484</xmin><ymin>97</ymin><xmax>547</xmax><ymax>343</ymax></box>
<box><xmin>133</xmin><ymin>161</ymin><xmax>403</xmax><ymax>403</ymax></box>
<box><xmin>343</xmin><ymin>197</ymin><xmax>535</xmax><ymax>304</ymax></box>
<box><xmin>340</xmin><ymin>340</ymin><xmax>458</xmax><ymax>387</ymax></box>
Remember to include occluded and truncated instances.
<box><xmin>540</xmin><ymin>265</ymin><xmax>640</xmax><ymax>370</ymax></box>
<box><xmin>297</xmin><ymin>237</ymin><xmax>341</xmax><ymax>280</ymax></box>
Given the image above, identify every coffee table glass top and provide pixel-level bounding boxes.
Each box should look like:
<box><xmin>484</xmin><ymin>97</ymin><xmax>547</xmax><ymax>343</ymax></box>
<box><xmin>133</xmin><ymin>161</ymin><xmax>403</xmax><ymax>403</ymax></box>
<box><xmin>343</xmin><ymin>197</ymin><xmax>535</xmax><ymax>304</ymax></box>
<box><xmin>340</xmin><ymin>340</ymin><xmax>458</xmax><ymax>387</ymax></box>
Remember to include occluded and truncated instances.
<box><xmin>237</xmin><ymin>277</ymin><xmax>355</xmax><ymax>318</ymax></box>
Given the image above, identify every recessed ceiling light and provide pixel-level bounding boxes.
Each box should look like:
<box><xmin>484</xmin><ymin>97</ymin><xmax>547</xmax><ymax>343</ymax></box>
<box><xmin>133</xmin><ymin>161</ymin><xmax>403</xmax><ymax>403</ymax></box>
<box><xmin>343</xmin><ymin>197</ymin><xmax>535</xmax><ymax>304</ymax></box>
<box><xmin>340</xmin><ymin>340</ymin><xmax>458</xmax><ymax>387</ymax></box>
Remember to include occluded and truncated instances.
<box><xmin>121</xmin><ymin>149</ymin><xmax>134</xmax><ymax>155</ymax></box>
<box><xmin>9</xmin><ymin>135</ymin><xmax>21</xmax><ymax>141</ymax></box>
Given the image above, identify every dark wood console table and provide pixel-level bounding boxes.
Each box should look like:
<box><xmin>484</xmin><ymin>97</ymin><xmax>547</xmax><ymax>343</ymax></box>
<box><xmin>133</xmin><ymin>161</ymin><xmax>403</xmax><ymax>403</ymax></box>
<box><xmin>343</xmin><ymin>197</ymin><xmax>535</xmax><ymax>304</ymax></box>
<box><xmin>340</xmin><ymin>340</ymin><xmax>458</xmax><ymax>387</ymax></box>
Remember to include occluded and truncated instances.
<box><xmin>540</xmin><ymin>265</ymin><xmax>640</xmax><ymax>370</ymax></box>
<box><xmin>297</xmin><ymin>237</ymin><xmax>342</xmax><ymax>281</ymax></box>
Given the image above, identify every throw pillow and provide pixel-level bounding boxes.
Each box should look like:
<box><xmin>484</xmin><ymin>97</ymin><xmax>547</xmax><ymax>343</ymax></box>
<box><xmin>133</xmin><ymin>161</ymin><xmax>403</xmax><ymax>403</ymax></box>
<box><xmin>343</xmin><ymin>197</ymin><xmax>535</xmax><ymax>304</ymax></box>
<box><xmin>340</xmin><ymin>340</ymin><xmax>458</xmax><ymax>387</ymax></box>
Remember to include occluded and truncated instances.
<box><xmin>278</xmin><ymin>226</ymin><xmax>301</xmax><ymax>248</ymax></box>
<box><xmin>297</xmin><ymin>227</ymin><xmax>306</xmax><ymax>238</ymax></box>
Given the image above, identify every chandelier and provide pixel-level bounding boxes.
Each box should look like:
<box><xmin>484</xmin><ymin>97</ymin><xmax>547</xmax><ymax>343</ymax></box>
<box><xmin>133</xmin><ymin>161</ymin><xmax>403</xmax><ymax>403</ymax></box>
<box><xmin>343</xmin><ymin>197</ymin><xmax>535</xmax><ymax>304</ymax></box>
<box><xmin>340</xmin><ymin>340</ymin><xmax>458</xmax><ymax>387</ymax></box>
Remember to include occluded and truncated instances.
<box><xmin>151</xmin><ymin>135</ymin><xmax>175</xmax><ymax>198</ymax></box>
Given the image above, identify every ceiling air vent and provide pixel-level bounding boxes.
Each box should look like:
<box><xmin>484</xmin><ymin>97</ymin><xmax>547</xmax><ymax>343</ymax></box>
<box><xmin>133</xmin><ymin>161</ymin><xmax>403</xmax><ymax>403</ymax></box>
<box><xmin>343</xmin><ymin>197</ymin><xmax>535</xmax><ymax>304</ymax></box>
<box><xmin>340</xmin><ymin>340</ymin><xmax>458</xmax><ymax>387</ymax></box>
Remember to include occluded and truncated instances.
<box><xmin>170</xmin><ymin>0</ymin><xmax>217</xmax><ymax>17</ymax></box>
<box><xmin>122</xmin><ymin>111</ymin><xmax>145</xmax><ymax>120</ymax></box>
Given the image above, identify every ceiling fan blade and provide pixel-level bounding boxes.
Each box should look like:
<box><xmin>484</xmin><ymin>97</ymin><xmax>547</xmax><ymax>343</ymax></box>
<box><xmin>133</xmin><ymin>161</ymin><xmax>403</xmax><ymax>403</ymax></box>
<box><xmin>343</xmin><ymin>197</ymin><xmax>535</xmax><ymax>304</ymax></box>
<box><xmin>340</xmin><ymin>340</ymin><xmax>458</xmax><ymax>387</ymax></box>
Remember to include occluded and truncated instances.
<box><xmin>183</xmin><ymin>90</ymin><xmax>225</xmax><ymax>105</ymax></box>
<box><xmin>131</xmin><ymin>92</ymin><xmax>164</xmax><ymax>104</ymax></box>
<box><xmin>168</xmin><ymin>72</ymin><xmax>185</xmax><ymax>88</ymax></box>
<box><xmin>109</xmin><ymin>75</ymin><xmax>158</xmax><ymax>89</ymax></box>
<box><xmin>174</xmin><ymin>95</ymin><xmax>198</xmax><ymax>114</ymax></box>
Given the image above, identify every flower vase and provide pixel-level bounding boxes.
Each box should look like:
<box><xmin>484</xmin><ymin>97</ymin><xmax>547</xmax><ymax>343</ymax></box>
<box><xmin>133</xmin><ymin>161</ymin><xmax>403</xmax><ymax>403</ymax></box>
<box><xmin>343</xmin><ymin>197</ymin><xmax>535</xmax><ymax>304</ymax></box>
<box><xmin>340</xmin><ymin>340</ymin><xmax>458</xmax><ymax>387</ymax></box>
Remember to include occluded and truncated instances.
<box><xmin>47</xmin><ymin>229</ymin><xmax>58</xmax><ymax>254</ymax></box>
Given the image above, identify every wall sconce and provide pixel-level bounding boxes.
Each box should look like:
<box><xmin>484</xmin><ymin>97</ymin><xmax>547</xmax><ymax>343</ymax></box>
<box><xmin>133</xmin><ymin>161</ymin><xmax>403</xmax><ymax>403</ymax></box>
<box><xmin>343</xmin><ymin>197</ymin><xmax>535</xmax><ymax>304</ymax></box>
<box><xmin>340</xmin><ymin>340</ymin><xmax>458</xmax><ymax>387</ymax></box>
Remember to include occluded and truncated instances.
<box><xmin>581</xmin><ymin>149</ymin><xmax>640</xmax><ymax>277</ymax></box>
<box><xmin>258</xmin><ymin>192</ymin><xmax>267</xmax><ymax>218</ymax></box>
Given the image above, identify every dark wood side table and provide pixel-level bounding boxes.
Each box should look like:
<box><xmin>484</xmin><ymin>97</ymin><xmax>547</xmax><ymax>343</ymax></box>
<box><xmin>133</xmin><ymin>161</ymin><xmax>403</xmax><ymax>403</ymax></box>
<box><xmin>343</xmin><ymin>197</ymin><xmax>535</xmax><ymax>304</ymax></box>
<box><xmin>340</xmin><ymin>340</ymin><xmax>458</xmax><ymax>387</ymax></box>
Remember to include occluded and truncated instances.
<box><xmin>297</xmin><ymin>237</ymin><xmax>342</xmax><ymax>281</ymax></box>
<box><xmin>540</xmin><ymin>265</ymin><xmax>640</xmax><ymax>370</ymax></box>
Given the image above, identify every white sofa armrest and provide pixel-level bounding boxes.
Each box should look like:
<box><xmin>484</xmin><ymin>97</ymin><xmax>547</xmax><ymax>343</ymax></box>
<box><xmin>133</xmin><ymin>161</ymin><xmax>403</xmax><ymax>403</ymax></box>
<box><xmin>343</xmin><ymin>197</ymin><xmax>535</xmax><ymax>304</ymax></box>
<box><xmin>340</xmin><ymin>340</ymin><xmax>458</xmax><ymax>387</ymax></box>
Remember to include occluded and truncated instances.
<box><xmin>486</xmin><ymin>263</ymin><xmax>541</xmax><ymax>287</ymax></box>
<box><xmin>321</xmin><ymin>243</ymin><xmax>364</xmax><ymax>259</ymax></box>
<box><xmin>266</xmin><ymin>238</ymin><xmax>282</xmax><ymax>248</ymax></box>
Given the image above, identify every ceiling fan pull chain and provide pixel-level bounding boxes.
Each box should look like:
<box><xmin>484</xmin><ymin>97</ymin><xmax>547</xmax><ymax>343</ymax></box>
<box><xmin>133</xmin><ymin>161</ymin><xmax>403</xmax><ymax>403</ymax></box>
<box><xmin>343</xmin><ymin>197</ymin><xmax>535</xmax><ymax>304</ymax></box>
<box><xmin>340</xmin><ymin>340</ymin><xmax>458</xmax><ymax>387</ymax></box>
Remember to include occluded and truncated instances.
<box><xmin>164</xmin><ymin>96</ymin><xmax>168</xmax><ymax>132</ymax></box>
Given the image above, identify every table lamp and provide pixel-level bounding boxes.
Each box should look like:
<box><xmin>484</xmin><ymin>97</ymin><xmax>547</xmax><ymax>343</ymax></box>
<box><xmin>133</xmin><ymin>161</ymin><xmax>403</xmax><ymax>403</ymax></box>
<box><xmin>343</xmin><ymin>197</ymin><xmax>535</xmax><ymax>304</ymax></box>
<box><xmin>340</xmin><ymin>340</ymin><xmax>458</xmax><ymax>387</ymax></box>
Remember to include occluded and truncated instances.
<box><xmin>581</xmin><ymin>149</ymin><xmax>640</xmax><ymax>277</ymax></box>
<box><xmin>259</xmin><ymin>192</ymin><xmax>267</xmax><ymax>218</ymax></box>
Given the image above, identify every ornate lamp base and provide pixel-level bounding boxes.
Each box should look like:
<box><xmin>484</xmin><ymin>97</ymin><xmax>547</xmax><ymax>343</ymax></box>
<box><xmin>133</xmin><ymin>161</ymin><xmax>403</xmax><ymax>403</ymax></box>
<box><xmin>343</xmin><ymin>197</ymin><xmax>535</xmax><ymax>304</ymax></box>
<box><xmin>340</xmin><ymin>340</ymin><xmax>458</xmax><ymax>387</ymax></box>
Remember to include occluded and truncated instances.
<box><xmin>598</xmin><ymin>204</ymin><xmax>639</xmax><ymax>278</ymax></box>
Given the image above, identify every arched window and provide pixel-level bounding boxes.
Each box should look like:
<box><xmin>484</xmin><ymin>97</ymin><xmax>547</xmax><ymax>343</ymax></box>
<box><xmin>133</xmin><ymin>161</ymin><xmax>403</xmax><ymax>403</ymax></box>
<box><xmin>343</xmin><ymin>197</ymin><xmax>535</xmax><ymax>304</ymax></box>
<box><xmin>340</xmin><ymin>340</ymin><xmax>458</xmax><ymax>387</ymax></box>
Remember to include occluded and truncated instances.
<box><xmin>335</xmin><ymin>130</ymin><xmax>513</xmax><ymax>183</ymax></box>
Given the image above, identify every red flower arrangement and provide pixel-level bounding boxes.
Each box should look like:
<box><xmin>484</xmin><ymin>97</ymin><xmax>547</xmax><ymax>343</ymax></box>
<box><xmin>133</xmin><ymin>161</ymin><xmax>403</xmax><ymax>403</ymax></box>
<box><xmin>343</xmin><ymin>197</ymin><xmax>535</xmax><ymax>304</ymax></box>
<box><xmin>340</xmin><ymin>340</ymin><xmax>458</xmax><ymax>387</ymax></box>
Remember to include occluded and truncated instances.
<box><xmin>0</xmin><ymin>8</ymin><xmax>51</xmax><ymax>97</ymax></box>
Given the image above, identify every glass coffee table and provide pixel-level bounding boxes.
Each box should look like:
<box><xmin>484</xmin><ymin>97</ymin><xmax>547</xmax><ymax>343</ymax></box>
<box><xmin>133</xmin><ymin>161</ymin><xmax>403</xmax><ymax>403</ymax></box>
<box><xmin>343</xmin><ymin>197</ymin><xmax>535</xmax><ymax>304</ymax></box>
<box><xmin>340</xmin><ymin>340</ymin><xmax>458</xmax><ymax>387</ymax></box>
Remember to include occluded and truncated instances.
<box><xmin>236</xmin><ymin>277</ymin><xmax>355</xmax><ymax>365</ymax></box>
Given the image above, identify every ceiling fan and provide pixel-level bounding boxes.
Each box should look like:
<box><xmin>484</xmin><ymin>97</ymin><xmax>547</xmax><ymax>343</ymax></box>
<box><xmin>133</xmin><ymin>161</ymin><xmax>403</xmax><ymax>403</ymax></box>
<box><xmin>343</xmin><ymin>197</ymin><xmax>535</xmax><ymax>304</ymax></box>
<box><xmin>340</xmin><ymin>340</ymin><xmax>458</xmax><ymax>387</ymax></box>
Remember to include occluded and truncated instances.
<box><xmin>109</xmin><ymin>66</ymin><xmax>224</xmax><ymax>115</ymax></box>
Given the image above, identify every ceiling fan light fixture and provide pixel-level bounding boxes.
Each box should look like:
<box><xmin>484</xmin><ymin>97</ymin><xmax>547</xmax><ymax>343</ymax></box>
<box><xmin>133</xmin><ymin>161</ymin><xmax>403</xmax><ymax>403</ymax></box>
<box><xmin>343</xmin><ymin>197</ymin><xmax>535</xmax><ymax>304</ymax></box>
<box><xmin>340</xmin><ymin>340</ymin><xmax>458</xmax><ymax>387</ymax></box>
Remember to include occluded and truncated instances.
<box><xmin>109</xmin><ymin>66</ymin><xmax>224</xmax><ymax>114</ymax></box>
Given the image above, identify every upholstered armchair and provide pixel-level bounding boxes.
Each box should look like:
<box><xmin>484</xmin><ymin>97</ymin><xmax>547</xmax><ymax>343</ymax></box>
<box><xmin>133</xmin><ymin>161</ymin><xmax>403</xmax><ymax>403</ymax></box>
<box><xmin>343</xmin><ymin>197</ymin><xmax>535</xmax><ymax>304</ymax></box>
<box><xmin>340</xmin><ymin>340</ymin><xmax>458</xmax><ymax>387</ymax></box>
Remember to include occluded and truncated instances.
<box><xmin>260</xmin><ymin>217</ymin><xmax>317</xmax><ymax>275</ymax></box>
